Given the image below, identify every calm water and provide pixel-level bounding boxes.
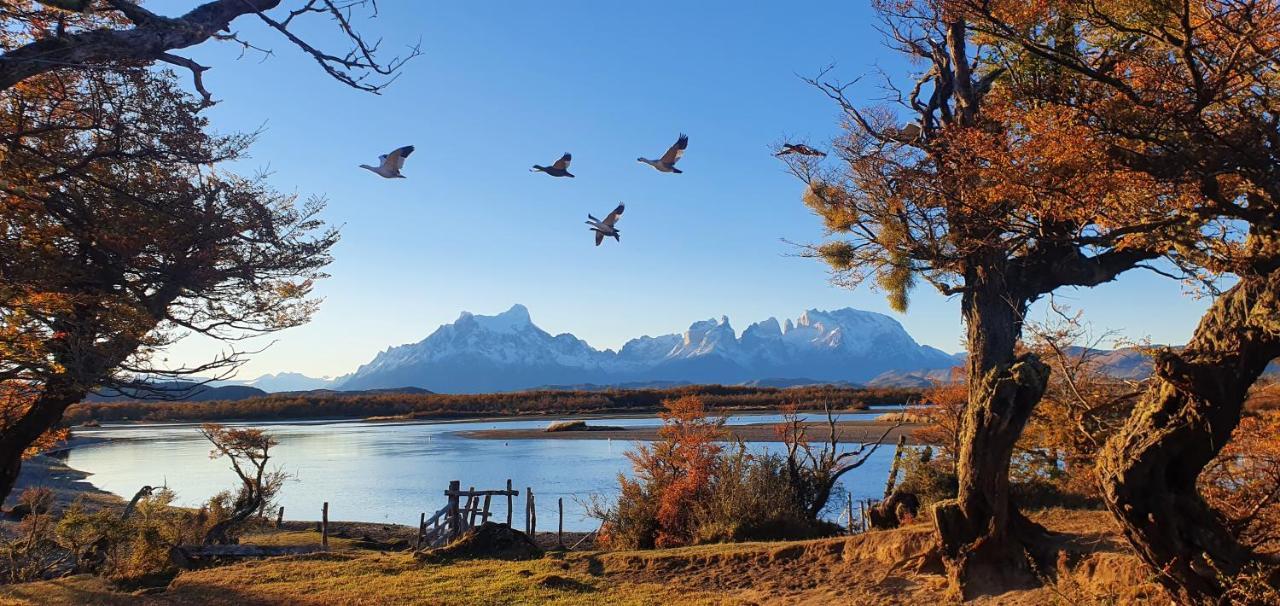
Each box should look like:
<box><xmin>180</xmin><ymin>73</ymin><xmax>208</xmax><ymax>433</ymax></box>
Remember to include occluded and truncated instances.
<box><xmin>65</xmin><ymin>412</ymin><xmax>896</xmax><ymax>531</ymax></box>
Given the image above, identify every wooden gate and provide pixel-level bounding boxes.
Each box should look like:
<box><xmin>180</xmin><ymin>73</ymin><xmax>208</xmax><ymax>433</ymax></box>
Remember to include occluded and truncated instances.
<box><xmin>415</xmin><ymin>479</ymin><xmax>520</xmax><ymax>549</ymax></box>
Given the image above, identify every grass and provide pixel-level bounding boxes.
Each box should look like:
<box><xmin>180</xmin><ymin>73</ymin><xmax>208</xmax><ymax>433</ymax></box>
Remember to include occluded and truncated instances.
<box><xmin>237</xmin><ymin>529</ymin><xmax>358</xmax><ymax>550</ymax></box>
<box><xmin>0</xmin><ymin>552</ymin><xmax>735</xmax><ymax>606</ymax></box>
<box><xmin>0</xmin><ymin>510</ymin><xmax>1163</xmax><ymax>606</ymax></box>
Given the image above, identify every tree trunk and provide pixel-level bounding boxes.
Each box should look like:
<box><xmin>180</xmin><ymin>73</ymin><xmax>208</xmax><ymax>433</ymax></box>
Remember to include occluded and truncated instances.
<box><xmin>1099</xmin><ymin>271</ymin><xmax>1280</xmax><ymax>604</ymax></box>
<box><xmin>933</xmin><ymin>273</ymin><xmax>1052</xmax><ymax>599</ymax></box>
<box><xmin>0</xmin><ymin>381</ymin><xmax>87</xmax><ymax>506</ymax></box>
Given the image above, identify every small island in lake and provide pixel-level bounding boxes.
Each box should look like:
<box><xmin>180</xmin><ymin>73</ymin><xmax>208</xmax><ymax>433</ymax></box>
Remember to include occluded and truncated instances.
<box><xmin>544</xmin><ymin>420</ymin><xmax>626</xmax><ymax>433</ymax></box>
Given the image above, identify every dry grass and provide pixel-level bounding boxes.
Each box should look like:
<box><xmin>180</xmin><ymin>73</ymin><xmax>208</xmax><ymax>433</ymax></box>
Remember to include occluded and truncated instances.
<box><xmin>0</xmin><ymin>509</ymin><xmax>1165</xmax><ymax>606</ymax></box>
<box><xmin>0</xmin><ymin>552</ymin><xmax>732</xmax><ymax>606</ymax></box>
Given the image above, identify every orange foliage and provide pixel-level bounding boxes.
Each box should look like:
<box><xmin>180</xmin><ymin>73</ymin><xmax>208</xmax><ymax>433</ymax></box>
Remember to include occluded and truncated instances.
<box><xmin>0</xmin><ymin>382</ymin><xmax>66</xmax><ymax>458</ymax></box>
<box><xmin>617</xmin><ymin>396</ymin><xmax>725</xmax><ymax>548</ymax></box>
<box><xmin>61</xmin><ymin>385</ymin><xmax>904</xmax><ymax>425</ymax></box>
<box><xmin>912</xmin><ymin>369</ymin><xmax>966</xmax><ymax>459</ymax></box>
<box><xmin>1201</xmin><ymin>410</ymin><xmax>1280</xmax><ymax>554</ymax></box>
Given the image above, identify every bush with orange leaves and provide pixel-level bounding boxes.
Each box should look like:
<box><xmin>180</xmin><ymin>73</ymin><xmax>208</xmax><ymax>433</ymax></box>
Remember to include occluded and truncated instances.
<box><xmin>599</xmin><ymin>396</ymin><xmax>725</xmax><ymax>548</ymax></box>
<box><xmin>593</xmin><ymin>396</ymin><xmax>825</xmax><ymax>549</ymax></box>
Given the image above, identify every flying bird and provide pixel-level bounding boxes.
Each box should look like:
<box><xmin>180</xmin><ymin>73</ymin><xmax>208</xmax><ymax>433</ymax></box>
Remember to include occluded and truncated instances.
<box><xmin>360</xmin><ymin>145</ymin><xmax>415</xmax><ymax>178</ymax></box>
<box><xmin>586</xmin><ymin>203</ymin><xmax>625</xmax><ymax>246</ymax></box>
<box><xmin>531</xmin><ymin>153</ymin><xmax>575</xmax><ymax>178</ymax></box>
<box><xmin>638</xmin><ymin>133</ymin><xmax>688</xmax><ymax>173</ymax></box>
<box><xmin>775</xmin><ymin>143</ymin><xmax>826</xmax><ymax>157</ymax></box>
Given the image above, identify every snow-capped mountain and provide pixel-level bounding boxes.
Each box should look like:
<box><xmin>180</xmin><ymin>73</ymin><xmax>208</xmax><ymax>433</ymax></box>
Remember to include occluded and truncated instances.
<box><xmin>211</xmin><ymin>372</ymin><xmax>336</xmax><ymax>393</ymax></box>
<box><xmin>248</xmin><ymin>372</ymin><xmax>337</xmax><ymax>392</ymax></box>
<box><xmin>337</xmin><ymin>304</ymin><xmax>958</xmax><ymax>393</ymax></box>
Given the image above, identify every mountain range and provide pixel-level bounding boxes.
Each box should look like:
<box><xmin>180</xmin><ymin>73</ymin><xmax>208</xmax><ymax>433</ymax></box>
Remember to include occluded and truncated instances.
<box><xmin>90</xmin><ymin>304</ymin><xmax>1279</xmax><ymax>401</ymax></box>
<box><xmin>336</xmin><ymin>304</ymin><xmax>961</xmax><ymax>393</ymax></box>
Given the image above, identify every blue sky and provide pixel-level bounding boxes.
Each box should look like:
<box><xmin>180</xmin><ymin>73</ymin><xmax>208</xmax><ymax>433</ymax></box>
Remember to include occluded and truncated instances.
<box><xmin>159</xmin><ymin>1</ymin><xmax>1211</xmax><ymax>379</ymax></box>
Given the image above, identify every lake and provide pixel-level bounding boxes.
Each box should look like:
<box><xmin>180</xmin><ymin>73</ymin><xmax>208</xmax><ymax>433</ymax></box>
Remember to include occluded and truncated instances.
<box><xmin>65</xmin><ymin>411</ymin><xmax>898</xmax><ymax>532</ymax></box>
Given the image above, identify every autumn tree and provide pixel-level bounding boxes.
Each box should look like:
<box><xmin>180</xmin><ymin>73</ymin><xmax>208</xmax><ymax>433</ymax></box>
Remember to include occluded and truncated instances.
<box><xmin>949</xmin><ymin>0</ymin><xmax>1280</xmax><ymax>601</ymax></box>
<box><xmin>0</xmin><ymin>67</ymin><xmax>337</xmax><ymax>504</ymax></box>
<box><xmin>0</xmin><ymin>0</ymin><xmax>417</xmax><ymax>102</ymax></box>
<box><xmin>775</xmin><ymin>403</ymin><xmax>897</xmax><ymax>519</ymax></box>
<box><xmin>199</xmin><ymin>423</ymin><xmax>286</xmax><ymax>544</ymax></box>
<box><xmin>1018</xmin><ymin>304</ymin><xmax>1144</xmax><ymax>497</ymax></box>
<box><xmin>781</xmin><ymin>1</ymin><xmax>1196</xmax><ymax>595</ymax></box>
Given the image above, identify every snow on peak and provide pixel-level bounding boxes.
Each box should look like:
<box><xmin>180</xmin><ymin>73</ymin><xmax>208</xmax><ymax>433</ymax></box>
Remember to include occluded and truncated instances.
<box><xmin>457</xmin><ymin>304</ymin><xmax>534</xmax><ymax>334</ymax></box>
<box><xmin>340</xmin><ymin>304</ymin><xmax>957</xmax><ymax>392</ymax></box>
<box><xmin>743</xmin><ymin>317</ymin><xmax>783</xmax><ymax>340</ymax></box>
<box><xmin>785</xmin><ymin>307</ymin><xmax>912</xmax><ymax>355</ymax></box>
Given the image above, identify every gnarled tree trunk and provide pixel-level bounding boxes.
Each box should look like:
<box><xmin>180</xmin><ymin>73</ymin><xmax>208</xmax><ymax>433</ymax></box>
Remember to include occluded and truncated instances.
<box><xmin>1099</xmin><ymin>270</ymin><xmax>1280</xmax><ymax>604</ymax></box>
<box><xmin>933</xmin><ymin>273</ymin><xmax>1053</xmax><ymax>599</ymax></box>
<box><xmin>0</xmin><ymin>380</ymin><xmax>88</xmax><ymax>506</ymax></box>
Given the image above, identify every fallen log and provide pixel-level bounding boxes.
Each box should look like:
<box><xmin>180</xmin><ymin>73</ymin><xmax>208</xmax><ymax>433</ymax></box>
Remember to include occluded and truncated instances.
<box><xmin>169</xmin><ymin>544</ymin><xmax>323</xmax><ymax>569</ymax></box>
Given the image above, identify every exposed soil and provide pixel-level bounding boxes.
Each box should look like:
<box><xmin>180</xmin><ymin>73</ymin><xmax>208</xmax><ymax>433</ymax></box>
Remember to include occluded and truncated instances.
<box><xmin>416</xmin><ymin>522</ymin><xmax>543</xmax><ymax>562</ymax></box>
<box><xmin>581</xmin><ymin>509</ymin><xmax>1162</xmax><ymax>605</ymax></box>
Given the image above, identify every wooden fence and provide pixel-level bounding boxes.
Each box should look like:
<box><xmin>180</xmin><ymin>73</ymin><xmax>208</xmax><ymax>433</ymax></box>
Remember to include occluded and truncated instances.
<box><xmin>416</xmin><ymin>479</ymin><xmax>520</xmax><ymax>549</ymax></box>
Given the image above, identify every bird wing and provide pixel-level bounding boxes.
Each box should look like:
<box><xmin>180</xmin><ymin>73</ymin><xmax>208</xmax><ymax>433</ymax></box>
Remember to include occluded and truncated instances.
<box><xmin>382</xmin><ymin>145</ymin><xmax>415</xmax><ymax>171</ymax></box>
<box><xmin>776</xmin><ymin>144</ymin><xmax>797</xmax><ymax>156</ymax></box>
<box><xmin>603</xmin><ymin>203</ymin><xmax>625</xmax><ymax>227</ymax></box>
<box><xmin>659</xmin><ymin>133</ymin><xmax>688</xmax><ymax>165</ymax></box>
<box><xmin>552</xmin><ymin>153</ymin><xmax>572</xmax><ymax>171</ymax></box>
<box><xmin>594</xmin><ymin>230</ymin><xmax>604</xmax><ymax>246</ymax></box>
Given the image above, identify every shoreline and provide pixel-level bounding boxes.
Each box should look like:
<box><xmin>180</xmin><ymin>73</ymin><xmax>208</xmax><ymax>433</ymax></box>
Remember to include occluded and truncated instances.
<box><xmin>458</xmin><ymin>419</ymin><xmax>924</xmax><ymax>445</ymax></box>
<box><xmin>69</xmin><ymin>403</ymin><xmax>892</xmax><ymax>429</ymax></box>
<box><xmin>4</xmin><ymin>453</ymin><xmax>122</xmax><ymax>512</ymax></box>
<box><xmin>13</xmin><ymin>407</ymin><xmax>918</xmax><ymax>520</ymax></box>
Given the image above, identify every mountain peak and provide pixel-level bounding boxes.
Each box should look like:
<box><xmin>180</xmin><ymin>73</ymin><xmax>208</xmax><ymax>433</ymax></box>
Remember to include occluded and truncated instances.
<box><xmin>341</xmin><ymin>305</ymin><xmax>958</xmax><ymax>393</ymax></box>
<box><xmin>456</xmin><ymin>304</ymin><xmax>534</xmax><ymax>334</ymax></box>
<box><xmin>498</xmin><ymin>303</ymin><xmax>531</xmax><ymax>322</ymax></box>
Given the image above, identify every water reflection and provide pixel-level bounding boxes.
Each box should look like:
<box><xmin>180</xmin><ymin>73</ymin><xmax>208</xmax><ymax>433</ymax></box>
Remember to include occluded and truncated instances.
<box><xmin>66</xmin><ymin>412</ymin><xmax>896</xmax><ymax>531</ymax></box>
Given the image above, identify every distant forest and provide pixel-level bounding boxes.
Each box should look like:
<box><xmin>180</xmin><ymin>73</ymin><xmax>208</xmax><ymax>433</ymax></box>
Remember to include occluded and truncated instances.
<box><xmin>61</xmin><ymin>385</ymin><xmax>922</xmax><ymax>425</ymax></box>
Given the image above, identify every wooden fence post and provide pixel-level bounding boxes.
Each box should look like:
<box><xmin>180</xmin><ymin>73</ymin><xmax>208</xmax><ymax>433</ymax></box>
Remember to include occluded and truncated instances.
<box><xmin>506</xmin><ymin>479</ymin><xmax>514</xmax><ymax>527</ymax></box>
<box><xmin>530</xmin><ymin>490</ymin><xmax>537</xmax><ymax>538</ymax></box>
<box><xmin>447</xmin><ymin>480</ymin><xmax>461</xmax><ymax>540</ymax></box>
<box><xmin>557</xmin><ymin>497</ymin><xmax>564</xmax><ymax>548</ymax></box>
<box><xmin>415</xmin><ymin>512</ymin><xmax>426</xmax><ymax>550</ymax></box>
<box><xmin>321</xmin><ymin>502</ymin><xmax>329</xmax><ymax>550</ymax></box>
<box><xmin>467</xmin><ymin>486</ymin><xmax>478</xmax><ymax>527</ymax></box>
<box><xmin>525</xmin><ymin>486</ymin><xmax>532</xmax><ymax>535</ymax></box>
<box><xmin>276</xmin><ymin>506</ymin><xmax>284</xmax><ymax>529</ymax></box>
<box><xmin>482</xmin><ymin>494</ymin><xmax>492</xmax><ymax>524</ymax></box>
<box><xmin>847</xmin><ymin>493</ymin><xmax>854</xmax><ymax>535</ymax></box>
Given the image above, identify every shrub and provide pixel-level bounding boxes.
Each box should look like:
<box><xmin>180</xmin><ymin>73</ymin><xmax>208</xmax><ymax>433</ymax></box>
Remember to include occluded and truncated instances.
<box><xmin>775</xmin><ymin>404</ymin><xmax>894</xmax><ymax>519</ymax></box>
<box><xmin>693</xmin><ymin>448</ymin><xmax>833</xmax><ymax>543</ymax></box>
<box><xmin>47</xmin><ymin>489</ymin><xmax>226</xmax><ymax>583</ymax></box>
<box><xmin>1</xmin><ymin>488</ymin><xmax>59</xmax><ymax>582</ymax></box>
<box><xmin>595</xmin><ymin>397</ymin><xmax>838</xmax><ymax>549</ymax></box>
<box><xmin>895</xmin><ymin>448</ymin><xmax>957</xmax><ymax>514</ymax></box>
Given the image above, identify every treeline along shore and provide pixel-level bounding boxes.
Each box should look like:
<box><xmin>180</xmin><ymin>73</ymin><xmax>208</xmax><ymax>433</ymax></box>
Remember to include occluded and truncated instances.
<box><xmin>60</xmin><ymin>385</ymin><xmax>922</xmax><ymax>425</ymax></box>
